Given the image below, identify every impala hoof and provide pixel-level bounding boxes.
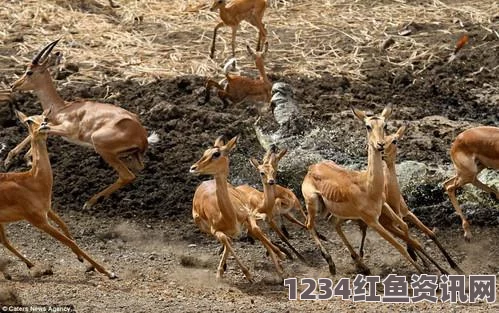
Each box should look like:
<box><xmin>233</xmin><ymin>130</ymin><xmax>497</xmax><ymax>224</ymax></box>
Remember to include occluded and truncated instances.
<box><xmin>108</xmin><ymin>272</ymin><xmax>118</xmax><ymax>280</ymax></box>
<box><xmin>85</xmin><ymin>265</ymin><xmax>96</xmax><ymax>273</ymax></box>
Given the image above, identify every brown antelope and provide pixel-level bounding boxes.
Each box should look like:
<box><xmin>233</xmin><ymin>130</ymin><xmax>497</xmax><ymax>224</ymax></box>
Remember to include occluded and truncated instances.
<box><xmin>302</xmin><ymin>107</ymin><xmax>424</xmax><ymax>275</ymax></box>
<box><xmin>8</xmin><ymin>39</ymin><xmax>159</xmax><ymax>210</ymax></box>
<box><xmin>356</xmin><ymin>126</ymin><xmax>463</xmax><ymax>274</ymax></box>
<box><xmin>190</xmin><ymin>136</ymin><xmax>286</xmax><ymax>282</ymax></box>
<box><xmin>0</xmin><ymin>110</ymin><xmax>115</xmax><ymax>279</ymax></box>
<box><xmin>236</xmin><ymin>147</ymin><xmax>306</xmax><ymax>262</ymax></box>
<box><xmin>209</xmin><ymin>0</ymin><xmax>267</xmax><ymax>59</ymax></box>
<box><xmin>205</xmin><ymin>42</ymin><xmax>271</xmax><ymax>107</ymax></box>
<box><xmin>443</xmin><ymin>126</ymin><xmax>499</xmax><ymax>241</ymax></box>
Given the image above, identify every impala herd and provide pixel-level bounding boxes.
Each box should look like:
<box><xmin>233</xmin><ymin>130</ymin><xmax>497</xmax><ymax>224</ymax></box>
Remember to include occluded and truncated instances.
<box><xmin>0</xmin><ymin>0</ymin><xmax>498</xmax><ymax>283</ymax></box>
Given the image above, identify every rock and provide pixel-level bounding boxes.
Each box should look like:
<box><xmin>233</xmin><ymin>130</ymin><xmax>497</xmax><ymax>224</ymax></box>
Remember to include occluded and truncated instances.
<box><xmin>0</xmin><ymin>286</ymin><xmax>22</xmax><ymax>305</ymax></box>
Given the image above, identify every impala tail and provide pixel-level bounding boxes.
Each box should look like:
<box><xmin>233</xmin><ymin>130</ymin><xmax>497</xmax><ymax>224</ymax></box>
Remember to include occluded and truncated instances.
<box><xmin>147</xmin><ymin>131</ymin><xmax>160</xmax><ymax>145</ymax></box>
<box><xmin>223</xmin><ymin>57</ymin><xmax>237</xmax><ymax>74</ymax></box>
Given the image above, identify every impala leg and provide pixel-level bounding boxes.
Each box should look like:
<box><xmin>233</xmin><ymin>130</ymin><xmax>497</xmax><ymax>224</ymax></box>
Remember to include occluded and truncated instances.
<box><xmin>268</xmin><ymin>217</ymin><xmax>306</xmax><ymax>263</ymax></box>
<box><xmin>304</xmin><ymin>194</ymin><xmax>336</xmax><ymax>275</ymax></box>
<box><xmin>472</xmin><ymin>178</ymin><xmax>499</xmax><ymax>200</ymax></box>
<box><xmin>4</xmin><ymin>135</ymin><xmax>31</xmax><ymax>168</ymax></box>
<box><xmin>357</xmin><ymin>220</ymin><xmax>368</xmax><ymax>258</ymax></box>
<box><xmin>283</xmin><ymin>212</ymin><xmax>307</xmax><ymax>229</ymax></box>
<box><xmin>230</xmin><ymin>26</ymin><xmax>237</xmax><ymax>57</ymax></box>
<box><xmin>405</xmin><ymin>212</ymin><xmax>463</xmax><ymax>274</ymax></box>
<box><xmin>47</xmin><ymin>209</ymin><xmax>85</xmax><ymax>263</ymax></box>
<box><xmin>33</xmin><ymin>221</ymin><xmax>116</xmax><ymax>279</ymax></box>
<box><xmin>444</xmin><ymin>176</ymin><xmax>472</xmax><ymax>241</ymax></box>
<box><xmin>216</xmin><ymin>240</ymin><xmax>230</xmax><ymax>280</ymax></box>
<box><xmin>210</xmin><ymin>22</ymin><xmax>224</xmax><ymax>59</ymax></box>
<box><xmin>334</xmin><ymin>219</ymin><xmax>370</xmax><ymax>274</ymax></box>
<box><xmin>383</xmin><ymin>221</ymin><xmax>449</xmax><ymax>275</ymax></box>
<box><xmin>214</xmin><ymin>231</ymin><xmax>252</xmax><ymax>282</ymax></box>
<box><xmin>247</xmin><ymin>217</ymin><xmax>285</xmax><ymax>278</ymax></box>
<box><xmin>368</xmin><ymin>221</ymin><xmax>424</xmax><ymax>273</ymax></box>
<box><xmin>382</xmin><ymin>203</ymin><xmax>408</xmax><ymax>236</ymax></box>
<box><xmin>0</xmin><ymin>224</ymin><xmax>35</xmax><ymax>269</ymax></box>
<box><xmin>205</xmin><ymin>79</ymin><xmax>225</xmax><ymax>103</ymax></box>
<box><xmin>84</xmin><ymin>151</ymin><xmax>135</xmax><ymax>210</ymax></box>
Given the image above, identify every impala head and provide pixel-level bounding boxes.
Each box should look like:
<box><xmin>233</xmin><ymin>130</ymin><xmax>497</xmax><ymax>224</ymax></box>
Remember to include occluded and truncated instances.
<box><xmin>210</xmin><ymin>0</ymin><xmax>226</xmax><ymax>11</ymax></box>
<box><xmin>190</xmin><ymin>136</ymin><xmax>238</xmax><ymax>176</ymax></box>
<box><xmin>249</xmin><ymin>145</ymin><xmax>287</xmax><ymax>186</ymax></box>
<box><xmin>11</xmin><ymin>39</ymin><xmax>62</xmax><ymax>92</ymax></box>
<box><xmin>247</xmin><ymin>42</ymin><xmax>268</xmax><ymax>68</ymax></box>
<box><xmin>383</xmin><ymin>125</ymin><xmax>407</xmax><ymax>163</ymax></box>
<box><xmin>15</xmin><ymin>108</ymin><xmax>52</xmax><ymax>140</ymax></box>
<box><xmin>352</xmin><ymin>106</ymin><xmax>392</xmax><ymax>152</ymax></box>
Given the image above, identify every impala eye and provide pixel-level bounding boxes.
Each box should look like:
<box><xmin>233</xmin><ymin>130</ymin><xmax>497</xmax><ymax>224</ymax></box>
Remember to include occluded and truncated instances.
<box><xmin>366</xmin><ymin>125</ymin><xmax>372</xmax><ymax>131</ymax></box>
<box><xmin>392</xmin><ymin>139</ymin><xmax>398</xmax><ymax>145</ymax></box>
<box><xmin>26</xmin><ymin>70</ymin><xmax>33</xmax><ymax>76</ymax></box>
<box><xmin>260</xmin><ymin>172</ymin><xmax>265</xmax><ymax>176</ymax></box>
<box><xmin>212</xmin><ymin>151</ymin><xmax>221</xmax><ymax>159</ymax></box>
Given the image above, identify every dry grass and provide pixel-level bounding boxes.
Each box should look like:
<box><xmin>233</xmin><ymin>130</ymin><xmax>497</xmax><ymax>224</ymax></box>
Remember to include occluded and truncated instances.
<box><xmin>0</xmin><ymin>0</ymin><xmax>497</xmax><ymax>87</ymax></box>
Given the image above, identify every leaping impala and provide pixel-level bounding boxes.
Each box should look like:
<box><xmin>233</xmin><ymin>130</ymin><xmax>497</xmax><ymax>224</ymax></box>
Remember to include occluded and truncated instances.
<box><xmin>443</xmin><ymin>126</ymin><xmax>499</xmax><ymax>241</ymax></box>
<box><xmin>0</xmin><ymin>110</ymin><xmax>115</xmax><ymax>279</ymax></box>
<box><xmin>356</xmin><ymin>126</ymin><xmax>462</xmax><ymax>275</ymax></box>
<box><xmin>205</xmin><ymin>42</ymin><xmax>271</xmax><ymax>107</ymax></box>
<box><xmin>7</xmin><ymin>39</ymin><xmax>159</xmax><ymax>210</ymax></box>
<box><xmin>236</xmin><ymin>146</ymin><xmax>306</xmax><ymax>262</ymax></box>
<box><xmin>209</xmin><ymin>0</ymin><xmax>268</xmax><ymax>59</ymax></box>
<box><xmin>302</xmin><ymin>107</ymin><xmax>424</xmax><ymax>275</ymax></box>
<box><xmin>190</xmin><ymin>136</ymin><xmax>286</xmax><ymax>282</ymax></box>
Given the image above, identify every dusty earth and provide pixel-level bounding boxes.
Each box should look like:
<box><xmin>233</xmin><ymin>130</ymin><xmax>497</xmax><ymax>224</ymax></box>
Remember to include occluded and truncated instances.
<box><xmin>0</xmin><ymin>0</ymin><xmax>498</xmax><ymax>312</ymax></box>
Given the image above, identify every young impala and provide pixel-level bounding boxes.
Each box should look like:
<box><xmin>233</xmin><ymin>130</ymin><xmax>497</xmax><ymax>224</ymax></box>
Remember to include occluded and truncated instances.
<box><xmin>0</xmin><ymin>110</ymin><xmax>115</xmax><ymax>279</ymax></box>
<box><xmin>190</xmin><ymin>136</ymin><xmax>286</xmax><ymax>282</ymax></box>
<box><xmin>443</xmin><ymin>126</ymin><xmax>499</xmax><ymax>241</ymax></box>
<box><xmin>236</xmin><ymin>147</ymin><xmax>305</xmax><ymax>262</ymax></box>
<box><xmin>302</xmin><ymin>107</ymin><xmax>424</xmax><ymax>275</ymax></box>
<box><xmin>209</xmin><ymin>0</ymin><xmax>268</xmax><ymax>59</ymax></box>
<box><xmin>8</xmin><ymin>39</ymin><xmax>159</xmax><ymax>210</ymax></box>
<box><xmin>356</xmin><ymin>126</ymin><xmax>462</xmax><ymax>274</ymax></box>
<box><xmin>205</xmin><ymin>42</ymin><xmax>271</xmax><ymax>107</ymax></box>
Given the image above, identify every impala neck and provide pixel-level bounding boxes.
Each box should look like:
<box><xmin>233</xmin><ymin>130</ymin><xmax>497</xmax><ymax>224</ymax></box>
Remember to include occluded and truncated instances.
<box><xmin>366</xmin><ymin>144</ymin><xmax>384</xmax><ymax>198</ymax></box>
<box><xmin>30</xmin><ymin>137</ymin><xmax>53</xmax><ymax>187</ymax></box>
<box><xmin>214</xmin><ymin>173</ymin><xmax>237</xmax><ymax>222</ymax></box>
<box><xmin>256</xmin><ymin>61</ymin><xmax>269</xmax><ymax>84</ymax></box>
<box><xmin>34</xmin><ymin>72</ymin><xmax>66</xmax><ymax>113</ymax></box>
<box><xmin>261</xmin><ymin>182</ymin><xmax>276</xmax><ymax>213</ymax></box>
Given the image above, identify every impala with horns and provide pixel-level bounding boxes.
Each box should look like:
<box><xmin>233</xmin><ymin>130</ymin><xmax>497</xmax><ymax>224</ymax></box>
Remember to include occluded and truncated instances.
<box><xmin>190</xmin><ymin>136</ymin><xmax>286</xmax><ymax>282</ymax></box>
<box><xmin>0</xmin><ymin>110</ymin><xmax>115</xmax><ymax>279</ymax></box>
<box><xmin>443</xmin><ymin>126</ymin><xmax>499</xmax><ymax>241</ymax></box>
<box><xmin>205</xmin><ymin>42</ymin><xmax>271</xmax><ymax>107</ymax></box>
<box><xmin>7</xmin><ymin>39</ymin><xmax>159</xmax><ymax>210</ymax></box>
<box><xmin>302</xmin><ymin>107</ymin><xmax>425</xmax><ymax>275</ymax></box>
<box><xmin>209</xmin><ymin>0</ymin><xmax>268</xmax><ymax>59</ymax></box>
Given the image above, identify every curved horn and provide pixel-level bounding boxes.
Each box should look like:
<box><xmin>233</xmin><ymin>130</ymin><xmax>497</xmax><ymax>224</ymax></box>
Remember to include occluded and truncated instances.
<box><xmin>32</xmin><ymin>39</ymin><xmax>60</xmax><ymax>65</ymax></box>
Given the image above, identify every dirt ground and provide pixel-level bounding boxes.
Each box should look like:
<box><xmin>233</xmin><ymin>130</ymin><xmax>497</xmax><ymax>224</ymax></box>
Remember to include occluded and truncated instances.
<box><xmin>0</xmin><ymin>0</ymin><xmax>498</xmax><ymax>312</ymax></box>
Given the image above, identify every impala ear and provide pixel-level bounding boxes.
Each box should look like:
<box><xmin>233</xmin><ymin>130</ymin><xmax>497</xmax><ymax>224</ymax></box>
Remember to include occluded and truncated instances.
<box><xmin>351</xmin><ymin>107</ymin><xmax>366</xmax><ymax>121</ymax></box>
<box><xmin>15</xmin><ymin>110</ymin><xmax>29</xmax><ymax>124</ymax></box>
<box><xmin>396</xmin><ymin>125</ymin><xmax>407</xmax><ymax>139</ymax></box>
<box><xmin>214</xmin><ymin>136</ymin><xmax>225</xmax><ymax>148</ymax></box>
<box><xmin>42</xmin><ymin>105</ymin><xmax>53</xmax><ymax>118</ymax></box>
<box><xmin>381</xmin><ymin>106</ymin><xmax>393</xmax><ymax>119</ymax></box>
<box><xmin>222</xmin><ymin>135</ymin><xmax>238</xmax><ymax>154</ymax></box>
<box><xmin>276</xmin><ymin>148</ymin><xmax>287</xmax><ymax>162</ymax></box>
<box><xmin>249</xmin><ymin>157</ymin><xmax>259</xmax><ymax>169</ymax></box>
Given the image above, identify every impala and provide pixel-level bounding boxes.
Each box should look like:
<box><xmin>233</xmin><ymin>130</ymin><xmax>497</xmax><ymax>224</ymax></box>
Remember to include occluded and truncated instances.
<box><xmin>357</xmin><ymin>126</ymin><xmax>462</xmax><ymax>274</ymax></box>
<box><xmin>302</xmin><ymin>107</ymin><xmax>424</xmax><ymax>275</ymax></box>
<box><xmin>8</xmin><ymin>39</ymin><xmax>159</xmax><ymax>210</ymax></box>
<box><xmin>236</xmin><ymin>146</ymin><xmax>305</xmax><ymax>262</ymax></box>
<box><xmin>190</xmin><ymin>136</ymin><xmax>286</xmax><ymax>281</ymax></box>
<box><xmin>443</xmin><ymin>126</ymin><xmax>499</xmax><ymax>241</ymax></box>
<box><xmin>209</xmin><ymin>0</ymin><xmax>267</xmax><ymax>59</ymax></box>
<box><xmin>0</xmin><ymin>110</ymin><xmax>115</xmax><ymax>279</ymax></box>
<box><xmin>205</xmin><ymin>42</ymin><xmax>271</xmax><ymax>107</ymax></box>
